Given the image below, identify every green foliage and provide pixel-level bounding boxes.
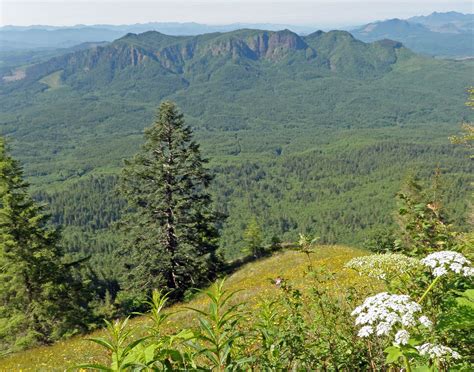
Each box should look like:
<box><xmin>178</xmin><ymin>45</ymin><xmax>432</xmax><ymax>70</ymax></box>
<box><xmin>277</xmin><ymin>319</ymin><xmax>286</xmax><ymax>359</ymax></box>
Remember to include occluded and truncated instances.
<box><xmin>396</xmin><ymin>174</ymin><xmax>457</xmax><ymax>256</ymax></box>
<box><xmin>76</xmin><ymin>290</ymin><xmax>196</xmax><ymax>370</ymax></box>
<box><xmin>251</xmin><ymin>270</ymin><xmax>379</xmax><ymax>370</ymax></box>
<box><xmin>77</xmin><ymin>317</ymin><xmax>152</xmax><ymax>371</ymax></box>
<box><xmin>0</xmin><ymin>28</ymin><xmax>472</xmax><ymax>364</ymax></box>
<box><xmin>118</xmin><ymin>101</ymin><xmax>223</xmax><ymax>301</ymax></box>
<box><xmin>243</xmin><ymin>217</ymin><xmax>264</xmax><ymax>258</ymax></box>
<box><xmin>363</xmin><ymin>228</ymin><xmax>398</xmax><ymax>253</ymax></box>
<box><xmin>450</xmin><ymin>87</ymin><xmax>474</xmax><ymax>158</ymax></box>
<box><xmin>295</xmin><ymin>233</ymin><xmax>319</xmax><ymax>267</ymax></box>
<box><xmin>0</xmin><ymin>137</ymin><xmax>91</xmax><ymax>351</ymax></box>
<box><xmin>76</xmin><ymin>268</ymin><xmax>378</xmax><ymax>370</ymax></box>
<box><xmin>187</xmin><ymin>279</ymin><xmax>251</xmax><ymax>370</ymax></box>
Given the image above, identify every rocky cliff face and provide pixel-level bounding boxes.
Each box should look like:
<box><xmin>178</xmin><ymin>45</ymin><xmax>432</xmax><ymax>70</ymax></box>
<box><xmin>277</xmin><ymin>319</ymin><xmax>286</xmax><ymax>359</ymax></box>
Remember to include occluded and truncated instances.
<box><xmin>238</xmin><ymin>30</ymin><xmax>308</xmax><ymax>59</ymax></box>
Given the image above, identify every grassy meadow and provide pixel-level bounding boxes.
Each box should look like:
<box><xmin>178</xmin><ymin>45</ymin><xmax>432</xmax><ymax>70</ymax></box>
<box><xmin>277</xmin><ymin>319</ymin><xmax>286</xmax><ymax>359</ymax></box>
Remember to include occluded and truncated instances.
<box><xmin>0</xmin><ymin>245</ymin><xmax>374</xmax><ymax>370</ymax></box>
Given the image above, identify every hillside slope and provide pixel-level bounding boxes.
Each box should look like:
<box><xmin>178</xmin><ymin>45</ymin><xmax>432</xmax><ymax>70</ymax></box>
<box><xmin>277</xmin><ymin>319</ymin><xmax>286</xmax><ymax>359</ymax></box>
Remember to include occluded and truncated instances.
<box><xmin>0</xmin><ymin>245</ymin><xmax>367</xmax><ymax>370</ymax></box>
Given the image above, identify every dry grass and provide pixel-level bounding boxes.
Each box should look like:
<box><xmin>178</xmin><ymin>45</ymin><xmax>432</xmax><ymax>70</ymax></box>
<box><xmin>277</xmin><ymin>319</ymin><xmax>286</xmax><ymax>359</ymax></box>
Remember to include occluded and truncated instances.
<box><xmin>39</xmin><ymin>70</ymin><xmax>64</xmax><ymax>90</ymax></box>
<box><xmin>0</xmin><ymin>245</ymin><xmax>369</xmax><ymax>371</ymax></box>
<box><xmin>2</xmin><ymin>67</ymin><xmax>26</xmax><ymax>82</ymax></box>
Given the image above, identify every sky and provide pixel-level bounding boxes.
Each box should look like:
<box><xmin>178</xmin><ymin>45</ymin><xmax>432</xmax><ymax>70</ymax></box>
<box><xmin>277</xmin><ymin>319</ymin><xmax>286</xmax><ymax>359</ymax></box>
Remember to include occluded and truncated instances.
<box><xmin>1</xmin><ymin>0</ymin><xmax>473</xmax><ymax>28</ymax></box>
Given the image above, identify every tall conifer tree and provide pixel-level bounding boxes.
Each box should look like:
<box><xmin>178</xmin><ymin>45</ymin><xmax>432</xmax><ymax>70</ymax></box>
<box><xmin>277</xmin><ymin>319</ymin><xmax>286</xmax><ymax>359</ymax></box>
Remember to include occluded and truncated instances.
<box><xmin>0</xmin><ymin>137</ymin><xmax>88</xmax><ymax>351</ymax></box>
<box><xmin>120</xmin><ymin>101</ymin><xmax>222</xmax><ymax>299</ymax></box>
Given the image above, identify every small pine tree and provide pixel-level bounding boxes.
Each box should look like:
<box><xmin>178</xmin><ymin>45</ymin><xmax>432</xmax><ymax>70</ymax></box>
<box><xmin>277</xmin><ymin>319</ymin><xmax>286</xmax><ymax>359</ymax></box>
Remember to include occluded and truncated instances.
<box><xmin>0</xmin><ymin>138</ymin><xmax>88</xmax><ymax>351</ymax></box>
<box><xmin>119</xmin><ymin>101</ymin><xmax>223</xmax><ymax>300</ymax></box>
<box><xmin>243</xmin><ymin>218</ymin><xmax>264</xmax><ymax>258</ymax></box>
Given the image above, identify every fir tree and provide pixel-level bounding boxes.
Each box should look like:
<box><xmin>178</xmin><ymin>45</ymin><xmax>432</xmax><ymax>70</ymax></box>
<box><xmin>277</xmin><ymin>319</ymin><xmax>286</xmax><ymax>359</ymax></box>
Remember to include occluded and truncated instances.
<box><xmin>119</xmin><ymin>101</ymin><xmax>223</xmax><ymax>300</ymax></box>
<box><xmin>0</xmin><ymin>137</ymin><xmax>89</xmax><ymax>351</ymax></box>
<box><xmin>243</xmin><ymin>217</ymin><xmax>264</xmax><ymax>258</ymax></box>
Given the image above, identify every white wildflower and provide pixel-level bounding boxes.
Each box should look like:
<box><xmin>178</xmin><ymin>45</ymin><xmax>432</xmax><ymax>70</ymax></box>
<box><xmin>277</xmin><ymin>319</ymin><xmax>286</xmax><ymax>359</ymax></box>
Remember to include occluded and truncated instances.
<box><xmin>376</xmin><ymin>322</ymin><xmax>392</xmax><ymax>336</ymax></box>
<box><xmin>351</xmin><ymin>292</ymin><xmax>427</xmax><ymax>345</ymax></box>
<box><xmin>418</xmin><ymin>316</ymin><xmax>433</xmax><ymax>328</ymax></box>
<box><xmin>394</xmin><ymin>329</ymin><xmax>410</xmax><ymax>346</ymax></box>
<box><xmin>358</xmin><ymin>326</ymin><xmax>373</xmax><ymax>337</ymax></box>
<box><xmin>462</xmin><ymin>266</ymin><xmax>474</xmax><ymax>277</ymax></box>
<box><xmin>421</xmin><ymin>251</ymin><xmax>473</xmax><ymax>278</ymax></box>
<box><xmin>401</xmin><ymin>313</ymin><xmax>416</xmax><ymax>327</ymax></box>
<box><xmin>345</xmin><ymin>254</ymin><xmax>421</xmax><ymax>280</ymax></box>
<box><xmin>433</xmin><ymin>267</ymin><xmax>448</xmax><ymax>277</ymax></box>
<box><xmin>416</xmin><ymin>343</ymin><xmax>461</xmax><ymax>361</ymax></box>
<box><xmin>450</xmin><ymin>262</ymin><xmax>463</xmax><ymax>274</ymax></box>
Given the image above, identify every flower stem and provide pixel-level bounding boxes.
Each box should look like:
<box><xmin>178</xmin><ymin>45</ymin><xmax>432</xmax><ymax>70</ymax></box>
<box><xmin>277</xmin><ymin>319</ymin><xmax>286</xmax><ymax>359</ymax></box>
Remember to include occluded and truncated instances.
<box><xmin>403</xmin><ymin>354</ymin><xmax>412</xmax><ymax>372</ymax></box>
<box><xmin>418</xmin><ymin>276</ymin><xmax>441</xmax><ymax>304</ymax></box>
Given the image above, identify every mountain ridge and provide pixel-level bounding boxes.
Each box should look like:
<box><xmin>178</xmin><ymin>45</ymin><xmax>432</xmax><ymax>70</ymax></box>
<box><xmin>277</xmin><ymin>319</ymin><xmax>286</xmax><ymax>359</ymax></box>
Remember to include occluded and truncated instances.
<box><xmin>1</xmin><ymin>29</ymin><xmax>414</xmax><ymax>88</ymax></box>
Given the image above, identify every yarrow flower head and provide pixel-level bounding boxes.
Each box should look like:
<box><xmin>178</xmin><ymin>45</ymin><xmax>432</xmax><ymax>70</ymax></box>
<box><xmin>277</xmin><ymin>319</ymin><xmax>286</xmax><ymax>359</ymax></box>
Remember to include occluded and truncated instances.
<box><xmin>421</xmin><ymin>251</ymin><xmax>473</xmax><ymax>278</ymax></box>
<box><xmin>345</xmin><ymin>254</ymin><xmax>421</xmax><ymax>280</ymax></box>
<box><xmin>394</xmin><ymin>329</ymin><xmax>410</xmax><ymax>346</ymax></box>
<box><xmin>357</xmin><ymin>325</ymin><xmax>373</xmax><ymax>337</ymax></box>
<box><xmin>418</xmin><ymin>315</ymin><xmax>433</xmax><ymax>328</ymax></box>
<box><xmin>351</xmin><ymin>292</ymin><xmax>429</xmax><ymax>344</ymax></box>
<box><xmin>416</xmin><ymin>343</ymin><xmax>461</xmax><ymax>361</ymax></box>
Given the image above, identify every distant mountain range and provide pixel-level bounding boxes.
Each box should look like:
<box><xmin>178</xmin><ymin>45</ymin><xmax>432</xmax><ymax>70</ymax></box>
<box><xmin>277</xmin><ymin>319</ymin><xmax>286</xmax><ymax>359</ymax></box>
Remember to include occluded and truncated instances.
<box><xmin>408</xmin><ymin>11</ymin><xmax>473</xmax><ymax>33</ymax></box>
<box><xmin>1</xmin><ymin>12</ymin><xmax>472</xmax><ymax>57</ymax></box>
<box><xmin>352</xmin><ymin>11</ymin><xmax>473</xmax><ymax>57</ymax></box>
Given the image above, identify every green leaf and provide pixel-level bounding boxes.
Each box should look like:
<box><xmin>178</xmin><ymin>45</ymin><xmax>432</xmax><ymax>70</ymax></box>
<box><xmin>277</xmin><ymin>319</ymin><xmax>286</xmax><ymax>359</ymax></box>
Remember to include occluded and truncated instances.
<box><xmin>86</xmin><ymin>338</ymin><xmax>115</xmax><ymax>352</ymax></box>
<box><xmin>385</xmin><ymin>346</ymin><xmax>403</xmax><ymax>364</ymax></box>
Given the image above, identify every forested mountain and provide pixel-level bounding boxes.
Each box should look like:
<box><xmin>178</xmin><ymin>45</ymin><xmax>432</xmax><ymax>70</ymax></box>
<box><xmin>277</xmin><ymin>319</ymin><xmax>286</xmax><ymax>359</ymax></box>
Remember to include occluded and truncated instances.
<box><xmin>0</xmin><ymin>29</ymin><xmax>472</xmax><ymax>263</ymax></box>
<box><xmin>352</xmin><ymin>12</ymin><xmax>473</xmax><ymax>57</ymax></box>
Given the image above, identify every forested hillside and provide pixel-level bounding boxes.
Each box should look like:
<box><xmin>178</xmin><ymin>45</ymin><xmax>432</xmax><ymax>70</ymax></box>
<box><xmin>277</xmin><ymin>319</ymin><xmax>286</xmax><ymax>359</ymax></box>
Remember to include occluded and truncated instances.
<box><xmin>0</xmin><ymin>29</ymin><xmax>472</xmax><ymax>264</ymax></box>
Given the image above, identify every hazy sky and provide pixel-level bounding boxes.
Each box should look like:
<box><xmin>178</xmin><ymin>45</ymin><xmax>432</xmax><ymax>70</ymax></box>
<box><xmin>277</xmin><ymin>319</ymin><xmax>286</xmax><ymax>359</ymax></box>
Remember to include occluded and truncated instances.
<box><xmin>1</xmin><ymin>0</ymin><xmax>473</xmax><ymax>27</ymax></box>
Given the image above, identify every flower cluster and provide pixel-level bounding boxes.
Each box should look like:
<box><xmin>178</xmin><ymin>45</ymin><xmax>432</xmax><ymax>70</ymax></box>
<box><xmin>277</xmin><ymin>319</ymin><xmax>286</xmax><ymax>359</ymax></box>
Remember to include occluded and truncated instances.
<box><xmin>352</xmin><ymin>292</ymin><xmax>431</xmax><ymax>344</ymax></box>
<box><xmin>421</xmin><ymin>251</ymin><xmax>474</xmax><ymax>277</ymax></box>
<box><xmin>416</xmin><ymin>343</ymin><xmax>461</xmax><ymax>361</ymax></box>
<box><xmin>345</xmin><ymin>254</ymin><xmax>420</xmax><ymax>280</ymax></box>
<box><xmin>394</xmin><ymin>329</ymin><xmax>410</xmax><ymax>346</ymax></box>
